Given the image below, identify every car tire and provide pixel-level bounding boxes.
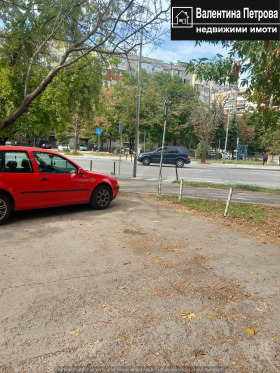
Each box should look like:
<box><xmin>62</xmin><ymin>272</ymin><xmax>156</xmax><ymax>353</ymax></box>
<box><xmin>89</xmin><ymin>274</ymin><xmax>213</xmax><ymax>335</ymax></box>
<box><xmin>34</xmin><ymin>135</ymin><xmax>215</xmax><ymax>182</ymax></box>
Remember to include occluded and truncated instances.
<box><xmin>0</xmin><ymin>194</ymin><xmax>12</xmax><ymax>225</ymax></box>
<box><xmin>175</xmin><ymin>159</ymin><xmax>185</xmax><ymax>168</ymax></box>
<box><xmin>90</xmin><ymin>185</ymin><xmax>112</xmax><ymax>210</ymax></box>
<box><xmin>142</xmin><ymin>157</ymin><xmax>151</xmax><ymax>166</ymax></box>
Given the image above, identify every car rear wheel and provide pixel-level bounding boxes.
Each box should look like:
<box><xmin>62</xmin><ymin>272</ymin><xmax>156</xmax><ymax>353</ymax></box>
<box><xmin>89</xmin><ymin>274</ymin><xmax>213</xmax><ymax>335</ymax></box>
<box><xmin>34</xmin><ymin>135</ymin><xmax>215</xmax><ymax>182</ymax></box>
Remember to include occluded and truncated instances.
<box><xmin>175</xmin><ymin>158</ymin><xmax>185</xmax><ymax>168</ymax></box>
<box><xmin>142</xmin><ymin>157</ymin><xmax>151</xmax><ymax>166</ymax></box>
<box><xmin>0</xmin><ymin>194</ymin><xmax>12</xmax><ymax>225</ymax></box>
<box><xmin>90</xmin><ymin>185</ymin><xmax>112</xmax><ymax>210</ymax></box>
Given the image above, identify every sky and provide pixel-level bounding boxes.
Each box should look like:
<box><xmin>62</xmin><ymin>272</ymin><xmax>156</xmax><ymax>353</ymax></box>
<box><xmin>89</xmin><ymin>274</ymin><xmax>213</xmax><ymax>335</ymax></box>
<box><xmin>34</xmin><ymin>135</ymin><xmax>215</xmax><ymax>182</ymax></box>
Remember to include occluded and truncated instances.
<box><xmin>143</xmin><ymin>39</ymin><xmax>227</xmax><ymax>64</ymax></box>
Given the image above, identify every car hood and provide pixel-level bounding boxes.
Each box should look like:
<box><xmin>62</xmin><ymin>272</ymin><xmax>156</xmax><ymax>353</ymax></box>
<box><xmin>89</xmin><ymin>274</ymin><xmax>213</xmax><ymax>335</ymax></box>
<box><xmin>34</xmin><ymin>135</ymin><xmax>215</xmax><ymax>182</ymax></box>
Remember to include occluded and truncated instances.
<box><xmin>138</xmin><ymin>151</ymin><xmax>154</xmax><ymax>157</ymax></box>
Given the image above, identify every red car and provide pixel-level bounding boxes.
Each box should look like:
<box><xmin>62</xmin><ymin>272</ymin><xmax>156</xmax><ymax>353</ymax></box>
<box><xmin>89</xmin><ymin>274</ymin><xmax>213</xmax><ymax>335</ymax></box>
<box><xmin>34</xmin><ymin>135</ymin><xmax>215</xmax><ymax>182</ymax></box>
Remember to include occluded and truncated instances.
<box><xmin>0</xmin><ymin>146</ymin><xmax>119</xmax><ymax>225</ymax></box>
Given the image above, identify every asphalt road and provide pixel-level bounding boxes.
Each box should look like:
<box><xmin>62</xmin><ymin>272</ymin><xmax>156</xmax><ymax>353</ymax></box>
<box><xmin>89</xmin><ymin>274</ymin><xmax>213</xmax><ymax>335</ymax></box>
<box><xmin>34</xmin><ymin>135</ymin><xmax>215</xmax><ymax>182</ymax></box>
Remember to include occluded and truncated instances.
<box><xmin>69</xmin><ymin>156</ymin><xmax>280</xmax><ymax>190</ymax></box>
<box><xmin>67</xmin><ymin>155</ymin><xmax>280</xmax><ymax>206</ymax></box>
<box><xmin>1</xmin><ymin>194</ymin><xmax>279</xmax><ymax>371</ymax></box>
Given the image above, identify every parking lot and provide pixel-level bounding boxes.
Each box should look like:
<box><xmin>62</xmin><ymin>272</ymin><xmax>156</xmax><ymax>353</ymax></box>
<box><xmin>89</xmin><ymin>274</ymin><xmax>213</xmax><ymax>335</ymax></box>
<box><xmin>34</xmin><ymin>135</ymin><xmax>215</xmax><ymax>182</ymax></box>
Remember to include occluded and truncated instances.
<box><xmin>0</xmin><ymin>193</ymin><xmax>279</xmax><ymax>372</ymax></box>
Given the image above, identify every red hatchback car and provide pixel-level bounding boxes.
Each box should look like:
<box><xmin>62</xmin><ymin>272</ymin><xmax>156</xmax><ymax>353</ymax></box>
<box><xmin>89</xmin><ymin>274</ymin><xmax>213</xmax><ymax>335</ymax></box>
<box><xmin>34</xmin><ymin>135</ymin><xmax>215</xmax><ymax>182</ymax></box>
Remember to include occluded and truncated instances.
<box><xmin>0</xmin><ymin>146</ymin><xmax>119</xmax><ymax>225</ymax></box>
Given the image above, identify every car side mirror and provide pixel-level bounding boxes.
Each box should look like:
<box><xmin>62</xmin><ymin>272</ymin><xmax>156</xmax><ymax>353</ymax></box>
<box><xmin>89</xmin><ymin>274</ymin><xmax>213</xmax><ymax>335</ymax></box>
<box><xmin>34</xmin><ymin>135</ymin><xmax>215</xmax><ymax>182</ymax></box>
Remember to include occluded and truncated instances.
<box><xmin>78</xmin><ymin>167</ymin><xmax>83</xmax><ymax>174</ymax></box>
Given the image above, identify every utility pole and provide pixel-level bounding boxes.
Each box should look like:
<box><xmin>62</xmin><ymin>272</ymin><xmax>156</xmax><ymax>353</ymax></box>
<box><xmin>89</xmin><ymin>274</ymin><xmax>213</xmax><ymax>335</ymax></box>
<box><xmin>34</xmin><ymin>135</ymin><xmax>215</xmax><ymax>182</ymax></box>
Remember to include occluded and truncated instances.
<box><xmin>133</xmin><ymin>29</ymin><xmax>143</xmax><ymax>178</ymax></box>
<box><xmin>158</xmin><ymin>101</ymin><xmax>168</xmax><ymax>195</ymax></box>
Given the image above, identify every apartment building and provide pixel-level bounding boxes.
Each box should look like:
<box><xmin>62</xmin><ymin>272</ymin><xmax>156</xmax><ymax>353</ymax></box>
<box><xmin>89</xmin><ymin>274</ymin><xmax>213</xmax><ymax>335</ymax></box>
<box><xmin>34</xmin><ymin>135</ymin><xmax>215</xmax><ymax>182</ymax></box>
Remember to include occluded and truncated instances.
<box><xmin>103</xmin><ymin>54</ymin><xmax>234</xmax><ymax>104</ymax></box>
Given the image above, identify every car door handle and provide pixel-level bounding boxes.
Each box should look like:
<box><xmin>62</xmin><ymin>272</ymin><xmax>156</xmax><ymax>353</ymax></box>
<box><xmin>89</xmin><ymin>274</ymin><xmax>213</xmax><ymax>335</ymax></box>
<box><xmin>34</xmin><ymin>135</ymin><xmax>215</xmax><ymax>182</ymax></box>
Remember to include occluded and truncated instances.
<box><xmin>40</xmin><ymin>178</ymin><xmax>49</xmax><ymax>181</ymax></box>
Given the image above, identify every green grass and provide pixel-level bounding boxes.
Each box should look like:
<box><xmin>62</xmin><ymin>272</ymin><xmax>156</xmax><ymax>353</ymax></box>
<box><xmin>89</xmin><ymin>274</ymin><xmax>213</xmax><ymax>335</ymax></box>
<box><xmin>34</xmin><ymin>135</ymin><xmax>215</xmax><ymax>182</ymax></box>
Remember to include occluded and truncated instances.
<box><xmin>172</xmin><ymin>180</ymin><xmax>280</xmax><ymax>194</ymax></box>
<box><xmin>208</xmin><ymin>159</ymin><xmax>278</xmax><ymax>166</ymax></box>
<box><xmin>163</xmin><ymin>195</ymin><xmax>280</xmax><ymax>225</ymax></box>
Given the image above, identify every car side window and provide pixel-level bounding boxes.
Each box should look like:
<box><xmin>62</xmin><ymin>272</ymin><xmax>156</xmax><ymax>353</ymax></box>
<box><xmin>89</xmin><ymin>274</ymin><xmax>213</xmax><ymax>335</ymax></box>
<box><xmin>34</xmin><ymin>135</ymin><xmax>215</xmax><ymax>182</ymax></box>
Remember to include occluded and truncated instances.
<box><xmin>167</xmin><ymin>147</ymin><xmax>179</xmax><ymax>154</ymax></box>
<box><xmin>0</xmin><ymin>151</ymin><xmax>33</xmax><ymax>173</ymax></box>
<box><xmin>156</xmin><ymin>147</ymin><xmax>168</xmax><ymax>154</ymax></box>
<box><xmin>33</xmin><ymin>152</ymin><xmax>78</xmax><ymax>174</ymax></box>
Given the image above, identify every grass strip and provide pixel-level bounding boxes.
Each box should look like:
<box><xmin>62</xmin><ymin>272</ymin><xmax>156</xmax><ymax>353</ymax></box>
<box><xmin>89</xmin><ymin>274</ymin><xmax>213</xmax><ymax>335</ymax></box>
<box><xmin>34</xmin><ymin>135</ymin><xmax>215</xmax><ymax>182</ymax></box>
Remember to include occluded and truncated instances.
<box><xmin>161</xmin><ymin>195</ymin><xmax>280</xmax><ymax>242</ymax></box>
<box><xmin>173</xmin><ymin>180</ymin><xmax>280</xmax><ymax>194</ymax></box>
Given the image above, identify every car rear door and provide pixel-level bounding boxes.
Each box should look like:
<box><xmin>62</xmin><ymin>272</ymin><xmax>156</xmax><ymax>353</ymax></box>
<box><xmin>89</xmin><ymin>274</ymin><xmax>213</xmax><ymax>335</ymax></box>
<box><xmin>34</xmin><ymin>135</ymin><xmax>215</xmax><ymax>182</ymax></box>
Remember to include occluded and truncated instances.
<box><xmin>165</xmin><ymin>147</ymin><xmax>180</xmax><ymax>164</ymax></box>
<box><xmin>33</xmin><ymin>151</ymin><xmax>90</xmax><ymax>208</ymax></box>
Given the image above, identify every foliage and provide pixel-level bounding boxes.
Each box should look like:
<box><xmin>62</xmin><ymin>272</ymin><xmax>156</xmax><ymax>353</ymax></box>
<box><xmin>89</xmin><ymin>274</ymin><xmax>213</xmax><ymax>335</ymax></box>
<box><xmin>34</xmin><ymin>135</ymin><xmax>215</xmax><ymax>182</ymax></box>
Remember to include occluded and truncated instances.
<box><xmin>227</xmin><ymin>112</ymin><xmax>238</xmax><ymax>155</ymax></box>
<box><xmin>0</xmin><ymin>0</ymin><xmax>170</xmax><ymax>131</ymax></box>
<box><xmin>195</xmin><ymin>140</ymin><xmax>211</xmax><ymax>159</ymax></box>
<box><xmin>97</xmin><ymin>71</ymin><xmax>200</xmax><ymax>150</ymax></box>
<box><xmin>186</xmin><ymin>41</ymin><xmax>280</xmax><ymax>128</ymax></box>
<box><xmin>190</xmin><ymin>100</ymin><xmax>225</xmax><ymax>162</ymax></box>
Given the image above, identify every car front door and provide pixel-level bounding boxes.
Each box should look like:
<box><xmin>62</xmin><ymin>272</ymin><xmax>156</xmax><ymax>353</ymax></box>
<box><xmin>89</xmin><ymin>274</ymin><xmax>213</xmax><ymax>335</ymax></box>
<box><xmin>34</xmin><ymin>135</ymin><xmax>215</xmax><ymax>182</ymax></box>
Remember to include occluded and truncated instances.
<box><xmin>152</xmin><ymin>147</ymin><xmax>168</xmax><ymax>164</ymax></box>
<box><xmin>0</xmin><ymin>150</ymin><xmax>39</xmax><ymax>210</ymax></box>
<box><xmin>33</xmin><ymin>151</ymin><xmax>90</xmax><ymax>208</ymax></box>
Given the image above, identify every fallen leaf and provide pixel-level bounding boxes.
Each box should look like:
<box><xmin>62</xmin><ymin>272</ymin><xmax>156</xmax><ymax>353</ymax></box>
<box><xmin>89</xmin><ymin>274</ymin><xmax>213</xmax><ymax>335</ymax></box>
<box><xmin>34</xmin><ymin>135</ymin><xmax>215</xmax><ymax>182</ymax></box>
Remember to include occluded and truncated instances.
<box><xmin>246</xmin><ymin>328</ymin><xmax>258</xmax><ymax>335</ymax></box>
<box><xmin>256</xmin><ymin>307</ymin><xmax>265</xmax><ymax>313</ymax></box>
<box><xmin>123</xmin><ymin>335</ymin><xmax>130</xmax><ymax>339</ymax></box>
<box><xmin>118</xmin><ymin>286</ymin><xmax>126</xmax><ymax>290</ymax></box>
<box><xmin>181</xmin><ymin>312</ymin><xmax>198</xmax><ymax>320</ymax></box>
<box><xmin>98</xmin><ymin>304</ymin><xmax>106</xmax><ymax>308</ymax></box>
<box><xmin>123</xmin><ymin>261</ymin><xmax>131</xmax><ymax>265</ymax></box>
<box><xmin>155</xmin><ymin>258</ymin><xmax>162</xmax><ymax>263</ymax></box>
<box><xmin>102</xmin><ymin>320</ymin><xmax>111</xmax><ymax>324</ymax></box>
<box><xmin>270</xmin><ymin>338</ymin><xmax>275</xmax><ymax>341</ymax></box>
<box><xmin>69</xmin><ymin>329</ymin><xmax>80</xmax><ymax>336</ymax></box>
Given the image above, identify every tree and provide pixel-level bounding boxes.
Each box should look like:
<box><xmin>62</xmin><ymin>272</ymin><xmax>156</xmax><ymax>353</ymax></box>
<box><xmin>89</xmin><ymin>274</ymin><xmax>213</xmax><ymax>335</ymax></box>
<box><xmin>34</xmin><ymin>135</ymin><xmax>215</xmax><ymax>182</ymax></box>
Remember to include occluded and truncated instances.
<box><xmin>104</xmin><ymin>71</ymin><xmax>199</xmax><ymax>150</ymax></box>
<box><xmin>0</xmin><ymin>0</ymin><xmax>170</xmax><ymax>131</ymax></box>
<box><xmin>190</xmin><ymin>100</ymin><xmax>224</xmax><ymax>163</ymax></box>
<box><xmin>227</xmin><ymin>112</ymin><xmax>238</xmax><ymax>157</ymax></box>
<box><xmin>186</xmin><ymin>41</ymin><xmax>280</xmax><ymax>127</ymax></box>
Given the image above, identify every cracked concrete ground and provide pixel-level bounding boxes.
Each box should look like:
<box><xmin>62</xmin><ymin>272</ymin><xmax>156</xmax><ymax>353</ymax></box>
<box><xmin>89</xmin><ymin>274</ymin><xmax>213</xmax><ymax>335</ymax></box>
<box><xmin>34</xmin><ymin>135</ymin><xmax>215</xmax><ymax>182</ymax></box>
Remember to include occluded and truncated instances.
<box><xmin>0</xmin><ymin>193</ymin><xmax>279</xmax><ymax>373</ymax></box>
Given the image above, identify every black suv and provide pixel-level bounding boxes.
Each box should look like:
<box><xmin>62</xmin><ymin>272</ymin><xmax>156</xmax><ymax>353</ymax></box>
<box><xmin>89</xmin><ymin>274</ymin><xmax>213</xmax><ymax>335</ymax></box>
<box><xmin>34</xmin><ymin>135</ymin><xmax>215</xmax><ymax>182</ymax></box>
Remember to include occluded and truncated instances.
<box><xmin>138</xmin><ymin>146</ymin><xmax>191</xmax><ymax>168</ymax></box>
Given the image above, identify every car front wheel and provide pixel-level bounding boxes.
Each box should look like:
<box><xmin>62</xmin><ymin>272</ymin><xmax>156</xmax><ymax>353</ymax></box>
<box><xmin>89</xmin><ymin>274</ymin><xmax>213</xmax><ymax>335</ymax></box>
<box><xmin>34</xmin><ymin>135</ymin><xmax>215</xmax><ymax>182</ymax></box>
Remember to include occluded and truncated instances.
<box><xmin>90</xmin><ymin>185</ymin><xmax>112</xmax><ymax>210</ymax></box>
<box><xmin>0</xmin><ymin>194</ymin><xmax>12</xmax><ymax>225</ymax></box>
<box><xmin>142</xmin><ymin>157</ymin><xmax>151</xmax><ymax>166</ymax></box>
<box><xmin>175</xmin><ymin>159</ymin><xmax>185</xmax><ymax>168</ymax></box>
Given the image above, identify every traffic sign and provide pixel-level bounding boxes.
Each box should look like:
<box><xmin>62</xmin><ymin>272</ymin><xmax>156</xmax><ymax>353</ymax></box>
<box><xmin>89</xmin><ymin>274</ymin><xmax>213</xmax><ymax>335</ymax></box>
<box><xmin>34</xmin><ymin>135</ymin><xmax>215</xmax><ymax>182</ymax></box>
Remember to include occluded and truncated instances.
<box><xmin>96</xmin><ymin>128</ymin><xmax>102</xmax><ymax>135</ymax></box>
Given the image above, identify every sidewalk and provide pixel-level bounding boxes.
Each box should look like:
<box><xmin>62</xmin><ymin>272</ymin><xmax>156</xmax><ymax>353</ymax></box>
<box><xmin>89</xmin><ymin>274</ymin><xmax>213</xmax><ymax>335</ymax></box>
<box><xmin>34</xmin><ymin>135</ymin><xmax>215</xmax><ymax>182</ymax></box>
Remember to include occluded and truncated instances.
<box><xmin>118</xmin><ymin>178</ymin><xmax>280</xmax><ymax>207</ymax></box>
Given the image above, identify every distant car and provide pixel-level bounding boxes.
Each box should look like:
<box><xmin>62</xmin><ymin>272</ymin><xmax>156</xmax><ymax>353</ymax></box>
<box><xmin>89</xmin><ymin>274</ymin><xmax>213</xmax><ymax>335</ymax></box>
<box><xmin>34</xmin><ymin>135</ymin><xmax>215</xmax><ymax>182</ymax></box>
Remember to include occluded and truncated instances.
<box><xmin>40</xmin><ymin>143</ymin><xmax>52</xmax><ymax>149</ymax></box>
<box><xmin>222</xmin><ymin>152</ymin><xmax>231</xmax><ymax>159</ymax></box>
<box><xmin>92</xmin><ymin>144</ymin><xmax>99</xmax><ymax>151</ymax></box>
<box><xmin>78</xmin><ymin>144</ymin><xmax>88</xmax><ymax>151</ymax></box>
<box><xmin>0</xmin><ymin>146</ymin><xmax>119</xmax><ymax>225</ymax></box>
<box><xmin>58</xmin><ymin>144</ymin><xmax>70</xmax><ymax>151</ymax></box>
<box><xmin>138</xmin><ymin>146</ymin><xmax>191</xmax><ymax>168</ymax></box>
<box><xmin>210</xmin><ymin>151</ymin><xmax>222</xmax><ymax>159</ymax></box>
<box><xmin>5</xmin><ymin>141</ymin><xmax>12</xmax><ymax>146</ymax></box>
<box><xmin>114</xmin><ymin>148</ymin><xmax>124</xmax><ymax>154</ymax></box>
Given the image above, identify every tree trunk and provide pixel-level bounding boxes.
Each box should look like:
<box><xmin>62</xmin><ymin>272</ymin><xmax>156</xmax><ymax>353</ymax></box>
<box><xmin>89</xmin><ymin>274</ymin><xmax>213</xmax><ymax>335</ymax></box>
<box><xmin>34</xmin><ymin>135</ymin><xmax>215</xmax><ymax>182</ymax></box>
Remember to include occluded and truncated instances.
<box><xmin>201</xmin><ymin>135</ymin><xmax>210</xmax><ymax>164</ymax></box>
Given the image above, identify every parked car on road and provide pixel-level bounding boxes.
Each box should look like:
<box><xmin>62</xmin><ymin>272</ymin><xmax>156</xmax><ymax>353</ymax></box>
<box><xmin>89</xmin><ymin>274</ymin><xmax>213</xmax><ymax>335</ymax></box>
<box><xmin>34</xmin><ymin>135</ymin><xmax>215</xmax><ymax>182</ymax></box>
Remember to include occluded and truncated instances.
<box><xmin>138</xmin><ymin>146</ymin><xmax>191</xmax><ymax>168</ymax></box>
<box><xmin>0</xmin><ymin>146</ymin><xmax>119</xmax><ymax>225</ymax></box>
<box><xmin>78</xmin><ymin>144</ymin><xmax>88</xmax><ymax>151</ymax></box>
<box><xmin>222</xmin><ymin>152</ymin><xmax>231</xmax><ymax>159</ymax></box>
<box><xmin>40</xmin><ymin>143</ymin><xmax>52</xmax><ymax>149</ymax></box>
<box><xmin>58</xmin><ymin>144</ymin><xmax>70</xmax><ymax>151</ymax></box>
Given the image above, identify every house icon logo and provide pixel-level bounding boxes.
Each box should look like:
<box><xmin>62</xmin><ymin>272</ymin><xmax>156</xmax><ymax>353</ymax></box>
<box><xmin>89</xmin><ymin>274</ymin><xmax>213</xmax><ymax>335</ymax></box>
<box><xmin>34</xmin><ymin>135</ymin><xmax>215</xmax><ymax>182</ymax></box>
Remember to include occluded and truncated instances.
<box><xmin>172</xmin><ymin>7</ymin><xmax>193</xmax><ymax>28</ymax></box>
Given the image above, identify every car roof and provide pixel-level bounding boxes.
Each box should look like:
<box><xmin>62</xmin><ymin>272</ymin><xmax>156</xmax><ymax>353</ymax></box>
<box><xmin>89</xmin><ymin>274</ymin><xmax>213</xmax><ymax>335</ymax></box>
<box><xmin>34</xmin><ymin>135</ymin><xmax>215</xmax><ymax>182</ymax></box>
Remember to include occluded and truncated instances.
<box><xmin>0</xmin><ymin>146</ymin><xmax>53</xmax><ymax>151</ymax></box>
